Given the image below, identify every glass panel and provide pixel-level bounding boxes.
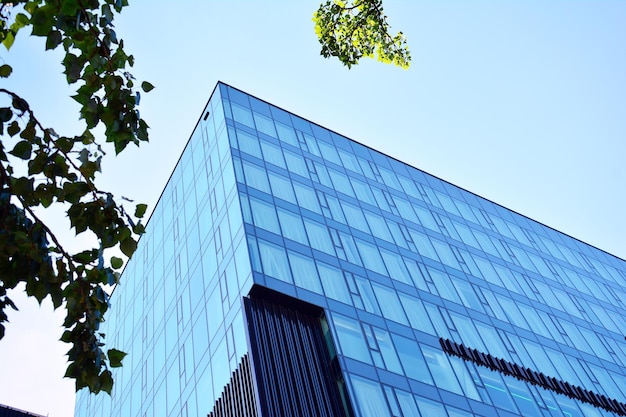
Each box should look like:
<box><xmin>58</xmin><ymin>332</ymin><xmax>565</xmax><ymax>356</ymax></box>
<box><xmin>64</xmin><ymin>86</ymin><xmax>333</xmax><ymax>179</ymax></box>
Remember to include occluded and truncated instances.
<box><xmin>277</xmin><ymin>207</ymin><xmax>308</xmax><ymax>245</ymax></box>
<box><xmin>341</xmin><ymin>201</ymin><xmax>370</xmax><ymax>233</ymax></box>
<box><xmin>408</xmin><ymin>228</ymin><xmax>439</xmax><ymax>261</ymax></box>
<box><xmin>421</xmin><ymin>344</ymin><xmax>463</xmax><ymax>395</ymax></box>
<box><xmin>398</xmin><ymin>293</ymin><xmax>435</xmax><ymax>335</ymax></box>
<box><xmin>478</xmin><ymin>367</ymin><xmax>519</xmax><ymax>414</ymax></box>
<box><xmin>236</xmin><ymin>129</ymin><xmax>262</xmax><ymax>158</ymax></box>
<box><xmin>330</xmin><ymin>169</ymin><xmax>356</xmax><ymax>197</ymax></box>
<box><xmin>258</xmin><ymin>239</ymin><xmax>292</xmax><ymax>283</ymax></box>
<box><xmin>304</xmin><ymin>218</ymin><xmax>334</xmax><ymax>254</ymax></box>
<box><xmin>392</xmin><ymin>333</ymin><xmax>432</xmax><ymax>384</ymax></box>
<box><xmin>355</xmin><ymin>276</ymin><xmax>381</xmax><ymax>315</ymax></box>
<box><xmin>380</xmin><ymin>249</ymin><xmax>412</xmax><ymax>285</ymax></box>
<box><xmin>260</xmin><ymin>140</ymin><xmax>286</xmax><ymax>168</ymax></box>
<box><xmin>395</xmin><ymin>389</ymin><xmax>420</xmax><ymax>417</ymax></box>
<box><xmin>242</xmin><ymin>161</ymin><xmax>270</xmax><ymax>193</ymax></box>
<box><xmin>449</xmin><ymin>357</ymin><xmax>481</xmax><ymax>401</ymax></box>
<box><xmin>373</xmin><ymin>328</ymin><xmax>403</xmax><ymax>374</ymax></box>
<box><xmin>356</xmin><ymin>239</ymin><xmax>388</xmax><ymax>276</ymax></box>
<box><xmin>249</xmin><ymin>197</ymin><xmax>280</xmax><ymax>234</ymax></box>
<box><xmin>284</xmin><ymin>150</ymin><xmax>309</xmax><ymax>178</ymax></box>
<box><xmin>431</xmin><ymin>239</ymin><xmax>460</xmax><ymax>270</ymax></box>
<box><xmin>351</xmin><ymin>178</ymin><xmax>376</xmax><ymax>205</ymax></box>
<box><xmin>338</xmin><ymin>149</ymin><xmax>362</xmax><ymax>173</ymax></box>
<box><xmin>275</xmin><ymin>122</ymin><xmax>298</xmax><ymax>146</ymax></box>
<box><xmin>364</xmin><ymin>211</ymin><xmax>393</xmax><ymax>242</ymax></box>
<box><xmin>230</xmin><ymin>102</ymin><xmax>254</xmax><ymax>128</ymax></box>
<box><xmin>414</xmin><ymin>394</ymin><xmax>446</xmax><ymax>416</ymax></box>
<box><xmin>371</xmin><ymin>283</ymin><xmax>408</xmax><ymax>325</ymax></box>
<box><xmin>277</xmin><ymin>207</ymin><xmax>309</xmax><ymax>245</ymax></box>
<box><xmin>253</xmin><ymin>112</ymin><xmax>277</xmax><ymax>137</ymax></box>
<box><xmin>268</xmin><ymin>171</ymin><xmax>296</xmax><ymax>204</ymax></box>
<box><xmin>318</xmin><ymin>140</ymin><xmax>342</xmax><ymax>165</ymax></box>
<box><xmin>429</xmin><ymin>267</ymin><xmax>461</xmax><ymax>304</ymax></box>
<box><xmin>288</xmin><ymin>251</ymin><xmax>323</xmax><ymax>294</ymax></box>
<box><xmin>318</xmin><ymin>261</ymin><xmax>352</xmax><ymax>304</ymax></box>
<box><xmin>350</xmin><ymin>375</ymin><xmax>391</xmax><ymax>417</ymax></box>
<box><xmin>293</xmin><ymin>182</ymin><xmax>321</xmax><ymax>213</ymax></box>
<box><xmin>332</xmin><ymin>314</ymin><xmax>371</xmax><ymax>364</ymax></box>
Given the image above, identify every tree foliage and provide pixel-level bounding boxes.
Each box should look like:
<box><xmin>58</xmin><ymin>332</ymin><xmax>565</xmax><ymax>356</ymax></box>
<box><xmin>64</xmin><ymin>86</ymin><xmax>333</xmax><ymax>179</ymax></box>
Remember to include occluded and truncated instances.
<box><xmin>314</xmin><ymin>0</ymin><xmax>411</xmax><ymax>69</ymax></box>
<box><xmin>0</xmin><ymin>0</ymin><xmax>408</xmax><ymax>397</ymax></box>
<box><xmin>0</xmin><ymin>0</ymin><xmax>148</xmax><ymax>394</ymax></box>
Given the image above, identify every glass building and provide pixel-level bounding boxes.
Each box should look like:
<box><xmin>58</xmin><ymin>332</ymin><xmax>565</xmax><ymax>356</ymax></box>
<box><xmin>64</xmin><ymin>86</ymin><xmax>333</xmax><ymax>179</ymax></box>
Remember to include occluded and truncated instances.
<box><xmin>75</xmin><ymin>83</ymin><xmax>626</xmax><ymax>417</ymax></box>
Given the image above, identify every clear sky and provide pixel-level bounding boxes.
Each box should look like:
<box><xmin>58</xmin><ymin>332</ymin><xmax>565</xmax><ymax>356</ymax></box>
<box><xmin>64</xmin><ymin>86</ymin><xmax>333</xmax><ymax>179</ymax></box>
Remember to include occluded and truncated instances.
<box><xmin>0</xmin><ymin>1</ymin><xmax>624</xmax><ymax>416</ymax></box>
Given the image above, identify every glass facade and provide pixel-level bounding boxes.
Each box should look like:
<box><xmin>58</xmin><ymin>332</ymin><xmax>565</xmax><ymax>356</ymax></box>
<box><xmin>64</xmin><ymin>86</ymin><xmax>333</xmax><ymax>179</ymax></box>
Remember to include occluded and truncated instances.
<box><xmin>75</xmin><ymin>83</ymin><xmax>626</xmax><ymax>417</ymax></box>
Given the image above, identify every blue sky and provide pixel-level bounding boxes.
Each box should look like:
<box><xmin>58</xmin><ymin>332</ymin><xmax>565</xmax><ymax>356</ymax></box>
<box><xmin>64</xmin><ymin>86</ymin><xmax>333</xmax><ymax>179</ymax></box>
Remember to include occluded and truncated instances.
<box><xmin>0</xmin><ymin>1</ymin><xmax>625</xmax><ymax>416</ymax></box>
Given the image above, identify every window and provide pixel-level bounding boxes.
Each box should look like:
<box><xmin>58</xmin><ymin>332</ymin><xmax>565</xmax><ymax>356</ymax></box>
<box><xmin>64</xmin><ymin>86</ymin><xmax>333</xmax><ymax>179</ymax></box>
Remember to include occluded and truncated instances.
<box><xmin>332</xmin><ymin>314</ymin><xmax>371</xmax><ymax>364</ymax></box>
<box><xmin>277</xmin><ymin>208</ymin><xmax>308</xmax><ymax>245</ymax></box>
<box><xmin>288</xmin><ymin>251</ymin><xmax>323</xmax><ymax>294</ymax></box>
<box><xmin>258</xmin><ymin>239</ymin><xmax>292</xmax><ymax>283</ymax></box>
<box><xmin>317</xmin><ymin>261</ymin><xmax>351</xmax><ymax>304</ymax></box>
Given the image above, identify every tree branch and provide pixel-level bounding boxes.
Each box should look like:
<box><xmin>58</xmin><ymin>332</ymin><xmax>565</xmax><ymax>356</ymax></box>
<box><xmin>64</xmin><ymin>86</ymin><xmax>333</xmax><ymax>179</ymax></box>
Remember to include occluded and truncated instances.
<box><xmin>0</xmin><ymin>161</ymin><xmax>78</xmax><ymax>280</ymax></box>
<box><xmin>0</xmin><ymin>88</ymin><xmax>101</xmax><ymax>200</ymax></box>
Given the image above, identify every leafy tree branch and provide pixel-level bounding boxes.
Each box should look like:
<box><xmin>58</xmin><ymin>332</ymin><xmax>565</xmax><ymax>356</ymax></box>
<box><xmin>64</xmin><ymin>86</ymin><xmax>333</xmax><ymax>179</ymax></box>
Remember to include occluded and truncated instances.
<box><xmin>0</xmin><ymin>0</ymin><xmax>149</xmax><ymax>394</ymax></box>
<box><xmin>313</xmin><ymin>0</ymin><xmax>411</xmax><ymax>69</ymax></box>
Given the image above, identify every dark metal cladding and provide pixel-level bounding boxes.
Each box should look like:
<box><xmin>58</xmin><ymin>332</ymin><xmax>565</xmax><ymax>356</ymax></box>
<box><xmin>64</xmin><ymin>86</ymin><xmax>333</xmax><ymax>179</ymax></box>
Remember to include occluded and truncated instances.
<box><xmin>459</xmin><ymin>345</ymin><xmax>470</xmax><ymax>359</ymax></box>
<box><xmin>207</xmin><ymin>354</ymin><xmax>258</xmax><ymax>417</ymax></box>
<box><xmin>0</xmin><ymin>405</ymin><xmax>46</xmax><ymax>417</ymax></box>
<box><xmin>439</xmin><ymin>337</ymin><xmax>454</xmax><ymax>356</ymax></box>
<box><xmin>243</xmin><ymin>287</ymin><xmax>354</xmax><ymax>417</ymax></box>
<box><xmin>438</xmin><ymin>338</ymin><xmax>626</xmax><ymax>416</ymax></box>
<box><xmin>477</xmin><ymin>351</ymin><xmax>491</xmax><ymax>368</ymax></box>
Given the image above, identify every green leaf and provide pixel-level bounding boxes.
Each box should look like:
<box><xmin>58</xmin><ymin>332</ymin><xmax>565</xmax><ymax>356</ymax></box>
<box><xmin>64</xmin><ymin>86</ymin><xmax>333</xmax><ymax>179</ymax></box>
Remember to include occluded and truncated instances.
<box><xmin>60</xmin><ymin>0</ymin><xmax>79</xmax><ymax>16</ymax></box>
<box><xmin>0</xmin><ymin>64</ymin><xmax>12</xmax><ymax>78</ymax></box>
<box><xmin>45</xmin><ymin>30</ymin><xmax>62</xmax><ymax>50</ymax></box>
<box><xmin>120</xmin><ymin>236</ymin><xmax>137</xmax><ymax>257</ymax></box>
<box><xmin>14</xmin><ymin>13</ymin><xmax>29</xmax><ymax>29</ymax></box>
<box><xmin>107</xmin><ymin>348</ymin><xmax>127</xmax><ymax>368</ymax></box>
<box><xmin>0</xmin><ymin>107</ymin><xmax>13</xmax><ymax>122</ymax></box>
<box><xmin>12</xmin><ymin>177</ymin><xmax>34</xmax><ymax>197</ymax></box>
<box><xmin>20</xmin><ymin>122</ymin><xmax>36</xmax><ymax>141</ymax></box>
<box><xmin>134</xmin><ymin>203</ymin><xmax>147</xmax><ymax>218</ymax></box>
<box><xmin>99</xmin><ymin>370</ymin><xmax>114</xmax><ymax>394</ymax></box>
<box><xmin>26</xmin><ymin>278</ymin><xmax>48</xmax><ymax>304</ymax></box>
<box><xmin>7</xmin><ymin>121</ymin><xmax>20</xmax><ymax>137</ymax></box>
<box><xmin>28</xmin><ymin>152</ymin><xmax>48</xmax><ymax>175</ymax></box>
<box><xmin>62</xmin><ymin>53</ymin><xmax>82</xmax><ymax>84</ymax></box>
<box><xmin>63</xmin><ymin>181</ymin><xmax>90</xmax><ymax>204</ymax></box>
<box><xmin>140</xmin><ymin>81</ymin><xmax>154</xmax><ymax>92</ymax></box>
<box><xmin>60</xmin><ymin>330</ymin><xmax>73</xmax><ymax>343</ymax></box>
<box><xmin>10</xmin><ymin>141</ymin><xmax>32</xmax><ymax>159</ymax></box>
<box><xmin>30</xmin><ymin>7</ymin><xmax>54</xmax><ymax>37</ymax></box>
<box><xmin>56</xmin><ymin>137</ymin><xmax>74</xmax><ymax>153</ymax></box>
<box><xmin>110</xmin><ymin>256</ymin><xmax>123</xmax><ymax>270</ymax></box>
<box><xmin>73</xmin><ymin>250</ymin><xmax>99</xmax><ymax>264</ymax></box>
<box><xmin>3</xmin><ymin>32</ymin><xmax>15</xmax><ymax>50</ymax></box>
<box><xmin>133</xmin><ymin>223</ymin><xmax>145</xmax><ymax>235</ymax></box>
<box><xmin>12</xmin><ymin>96</ymin><xmax>29</xmax><ymax>113</ymax></box>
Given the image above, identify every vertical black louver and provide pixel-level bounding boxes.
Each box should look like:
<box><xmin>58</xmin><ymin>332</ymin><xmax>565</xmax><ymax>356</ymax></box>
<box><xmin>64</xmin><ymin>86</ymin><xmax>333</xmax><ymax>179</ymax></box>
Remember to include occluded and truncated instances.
<box><xmin>243</xmin><ymin>286</ymin><xmax>354</xmax><ymax>417</ymax></box>
<box><xmin>207</xmin><ymin>353</ymin><xmax>258</xmax><ymax>417</ymax></box>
